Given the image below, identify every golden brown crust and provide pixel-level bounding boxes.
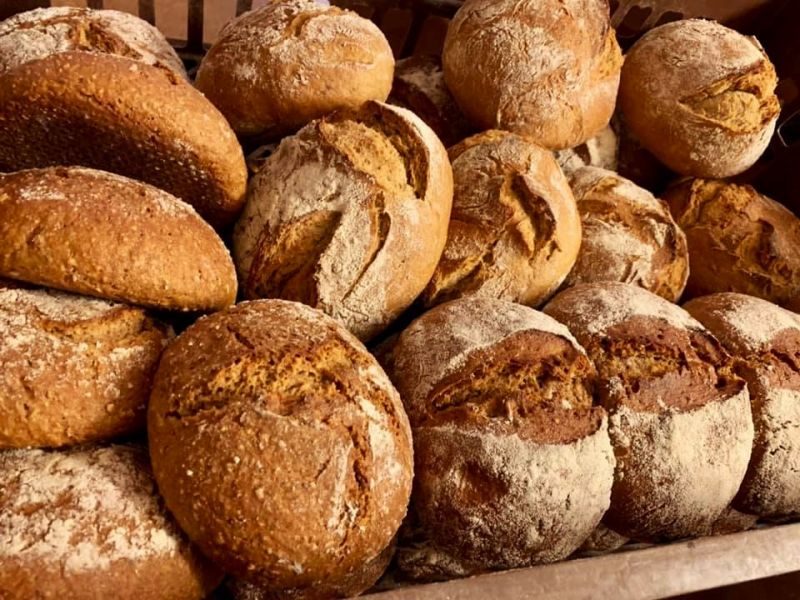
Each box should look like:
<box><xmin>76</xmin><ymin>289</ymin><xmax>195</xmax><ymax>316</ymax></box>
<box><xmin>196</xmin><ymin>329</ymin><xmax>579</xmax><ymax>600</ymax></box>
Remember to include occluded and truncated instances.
<box><xmin>195</xmin><ymin>0</ymin><xmax>394</xmax><ymax>141</ymax></box>
<box><xmin>0</xmin><ymin>167</ymin><xmax>237</xmax><ymax>311</ymax></box>
<box><xmin>0</xmin><ymin>52</ymin><xmax>246</xmax><ymax>227</ymax></box>
<box><xmin>664</xmin><ymin>179</ymin><xmax>800</xmax><ymax>311</ymax></box>
<box><xmin>421</xmin><ymin>130</ymin><xmax>580</xmax><ymax>308</ymax></box>
<box><xmin>147</xmin><ymin>300</ymin><xmax>413</xmax><ymax>591</ymax></box>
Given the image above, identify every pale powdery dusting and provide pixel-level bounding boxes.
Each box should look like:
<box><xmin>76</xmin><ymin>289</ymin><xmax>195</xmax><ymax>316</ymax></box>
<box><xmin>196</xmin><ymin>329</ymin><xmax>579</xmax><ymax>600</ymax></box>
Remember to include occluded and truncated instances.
<box><xmin>394</xmin><ymin>60</ymin><xmax>452</xmax><ymax>109</ymax></box>
<box><xmin>555</xmin><ymin>125</ymin><xmax>619</xmax><ymax>175</ymax></box>
<box><xmin>0</xmin><ymin>445</ymin><xmax>183</xmax><ymax>572</ymax></box>
<box><xmin>717</xmin><ymin>294</ymin><xmax>800</xmax><ymax>352</ymax></box>
<box><xmin>0</xmin><ymin>287</ymin><xmax>119</xmax><ymax>323</ymax></box>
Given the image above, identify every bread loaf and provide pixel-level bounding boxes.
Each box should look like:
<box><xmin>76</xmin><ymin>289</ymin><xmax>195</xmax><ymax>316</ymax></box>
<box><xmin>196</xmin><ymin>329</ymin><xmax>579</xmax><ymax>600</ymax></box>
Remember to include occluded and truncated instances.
<box><xmin>684</xmin><ymin>293</ymin><xmax>800</xmax><ymax>519</ymax></box>
<box><xmin>663</xmin><ymin>179</ymin><xmax>800</xmax><ymax>311</ymax></box>
<box><xmin>563</xmin><ymin>167</ymin><xmax>689</xmax><ymax>302</ymax></box>
<box><xmin>544</xmin><ymin>282</ymin><xmax>754</xmax><ymax>541</ymax></box>
<box><xmin>0</xmin><ymin>444</ymin><xmax>222</xmax><ymax>600</ymax></box>
<box><xmin>147</xmin><ymin>300</ymin><xmax>413</xmax><ymax>591</ymax></box>
<box><xmin>0</xmin><ymin>167</ymin><xmax>237</xmax><ymax>311</ymax></box>
<box><xmin>619</xmin><ymin>19</ymin><xmax>779</xmax><ymax>178</ymax></box>
<box><xmin>234</xmin><ymin>101</ymin><xmax>453</xmax><ymax>341</ymax></box>
<box><xmin>0</xmin><ymin>52</ymin><xmax>247</xmax><ymax>227</ymax></box>
<box><xmin>0</xmin><ymin>6</ymin><xmax>185</xmax><ymax>77</ymax></box>
<box><xmin>443</xmin><ymin>0</ymin><xmax>622</xmax><ymax>149</ymax></box>
<box><xmin>389</xmin><ymin>296</ymin><xmax>614</xmax><ymax>569</ymax></box>
<box><xmin>195</xmin><ymin>0</ymin><xmax>394</xmax><ymax>141</ymax></box>
<box><xmin>0</xmin><ymin>287</ymin><xmax>171</xmax><ymax>448</ymax></box>
<box><xmin>421</xmin><ymin>130</ymin><xmax>580</xmax><ymax>308</ymax></box>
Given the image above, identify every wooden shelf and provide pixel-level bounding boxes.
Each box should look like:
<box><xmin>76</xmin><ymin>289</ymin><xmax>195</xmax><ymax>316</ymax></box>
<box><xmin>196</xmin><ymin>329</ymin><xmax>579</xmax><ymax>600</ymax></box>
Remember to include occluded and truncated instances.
<box><xmin>369</xmin><ymin>523</ymin><xmax>800</xmax><ymax>600</ymax></box>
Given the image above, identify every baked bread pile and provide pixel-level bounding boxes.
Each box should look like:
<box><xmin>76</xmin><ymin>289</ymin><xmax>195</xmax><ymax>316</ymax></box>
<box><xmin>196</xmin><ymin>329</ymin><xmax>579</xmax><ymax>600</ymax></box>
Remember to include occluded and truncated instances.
<box><xmin>0</xmin><ymin>1</ymin><xmax>797</xmax><ymax>598</ymax></box>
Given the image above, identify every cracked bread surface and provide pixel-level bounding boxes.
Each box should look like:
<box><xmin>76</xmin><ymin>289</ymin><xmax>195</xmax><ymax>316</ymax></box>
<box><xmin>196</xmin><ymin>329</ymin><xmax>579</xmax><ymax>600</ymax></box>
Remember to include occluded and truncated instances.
<box><xmin>234</xmin><ymin>101</ymin><xmax>453</xmax><ymax>341</ymax></box>
<box><xmin>147</xmin><ymin>300</ymin><xmax>413</xmax><ymax>592</ymax></box>
<box><xmin>0</xmin><ymin>167</ymin><xmax>237</xmax><ymax>311</ymax></box>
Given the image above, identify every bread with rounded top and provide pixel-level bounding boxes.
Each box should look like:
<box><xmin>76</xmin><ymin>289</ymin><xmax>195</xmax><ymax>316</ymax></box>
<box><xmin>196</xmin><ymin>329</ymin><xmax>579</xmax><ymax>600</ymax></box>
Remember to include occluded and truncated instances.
<box><xmin>147</xmin><ymin>299</ymin><xmax>413</xmax><ymax>591</ymax></box>
<box><xmin>234</xmin><ymin>100</ymin><xmax>453</xmax><ymax>341</ymax></box>
<box><xmin>0</xmin><ymin>167</ymin><xmax>237</xmax><ymax>311</ymax></box>
<box><xmin>544</xmin><ymin>282</ymin><xmax>754</xmax><ymax>541</ymax></box>
<box><xmin>0</xmin><ymin>51</ymin><xmax>246</xmax><ymax>227</ymax></box>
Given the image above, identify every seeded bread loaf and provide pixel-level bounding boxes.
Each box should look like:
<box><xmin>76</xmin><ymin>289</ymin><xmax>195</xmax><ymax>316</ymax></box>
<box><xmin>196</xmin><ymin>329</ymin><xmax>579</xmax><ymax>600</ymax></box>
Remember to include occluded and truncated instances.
<box><xmin>389</xmin><ymin>296</ymin><xmax>615</xmax><ymax>570</ymax></box>
<box><xmin>0</xmin><ymin>444</ymin><xmax>222</xmax><ymax>600</ymax></box>
<box><xmin>685</xmin><ymin>293</ymin><xmax>800</xmax><ymax>519</ymax></box>
<box><xmin>0</xmin><ymin>287</ymin><xmax>171</xmax><ymax>448</ymax></box>
<box><xmin>663</xmin><ymin>179</ymin><xmax>800</xmax><ymax>311</ymax></box>
<box><xmin>234</xmin><ymin>101</ymin><xmax>453</xmax><ymax>341</ymax></box>
<box><xmin>619</xmin><ymin>19</ymin><xmax>779</xmax><ymax>178</ymax></box>
<box><xmin>0</xmin><ymin>167</ymin><xmax>237</xmax><ymax>311</ymax></box>
<box><xmin>147</xmin><ymin>300</ymin><xmax>413</xmax><ymax>592</ymax></box>
<box><xmin>0</xmin><ymin>6</ymin><xmax>185</xmax><ymax>77</ymax></box>
<box><xmin>443</xmin><ymin>0</ymin><xmax>622</xmax><ymax>149</ymax></box>
<box><xmin>421</xmin><ymin>130</ymin><xmax>581</xmax><ymax>308</ymax></box>
<box><xmin>563</xmin><ymin>167</ymin><xmax>689</xmax><ymax>302</ymax></box>
<box><xmin>0</xmin><ymin>52</ymin><xmax>246</xmax><ymax>226</ymax></box>
<box><xmin>544</xmin><ymin>282</ymin><xmax>754</xmax><ymax>541</ymax></box>
<box><xmin>195</xmin><ymin>0</ymin><xmax>394</xmax><ymax>142</ymax></box>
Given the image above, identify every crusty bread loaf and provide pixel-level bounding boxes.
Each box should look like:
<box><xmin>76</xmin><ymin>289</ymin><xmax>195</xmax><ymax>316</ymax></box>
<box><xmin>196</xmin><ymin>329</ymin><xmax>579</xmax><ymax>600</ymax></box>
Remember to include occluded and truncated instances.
<box><xmin>544</xmin><ymin>282</ymin><xmax>754</xmax><ymax>541</ymax></box>
<box><xmin>554</xmin><ymin>124</ymin><xmax>619</xmax><ymax>176</ymax></box>
<box><xmin>0</xmin><ymin>287</ymin><xmax>171</xmax><ymax>448</ymax></box>
<box><xmin>195</xmin><ymin>0</ymin><xmax>393</xmax><ymax>141</ymax></box>
<box><xmin>443</xmin><ymin>0</ymin><xmax>622</xmax><ymax>149</ymax></box>
<box><xmin>0</xmin><ymin>52</ymin><xmax>246</xmax><ymax>227</ymax></box>
<box><xmin>619</xmin><ymin>19</ymin><xmax>779</xmax><ymax>178</ymax></box>
<box><xmin>421</xmin><ymin>130</ymin><xmax>580</xmax><ymax>308</ymax></box>
<box><xmin>663</xmin><ymin>179</ymin><xmax>800</xmax><ymax>311</ymax></box>
<box><xmin>234</xmin><ymin>101</ymin><xmax>453</xmax><ymax>341</ymax></box>
<box><xmin>389</xmin><ymin>296</ymin><xmax>614</xmax><ymax>569</ymax></box>
<box><xmin>388</xmin><ymin>54</ymin><xmax>473</xmax><ymax>147</ymax></box>
<box><xmin>685</xmin><ymin>293</ymin><xmax>800</xmax><ymax>519</ymax></box>
<box><xmin>0</xmin><ymin>6</ymin><xmax>185</xmax><ymax>77</ymax></box>
<box><xmin>147</xmin><ymin>300</ymin><xmax>413</xmax><ymax>591</ymax></box>
<box><xmin>563</xmin><ymin>167</ymin><xmax>689</xmax><ymax>302</ymax></box>
<box><xmin>0</xmin><ymin>444</ymin><xmax>222</xmax><ymax>600</ymax></box>
<box><xmin>0</xmin><ymin>167</ymin><xmax>237</xmax><ymax>311</ymax></box>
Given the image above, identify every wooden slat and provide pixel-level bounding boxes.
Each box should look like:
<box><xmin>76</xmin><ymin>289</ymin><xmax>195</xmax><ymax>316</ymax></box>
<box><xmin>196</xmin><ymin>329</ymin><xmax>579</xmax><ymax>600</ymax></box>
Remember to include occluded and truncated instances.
<box><xmin>186</xmin><ymin>0</ymin><xmax>204</xmax><ymax>52</ymax></box>
<box><xmin>235</xmin><ymin>0</ymin><xmax>252</xmax><ymax>16</ymax></box>
<box><xmin>137</xmin><ymin>0</ymin><xmax>154</xmax><ymax>24</ymax></box>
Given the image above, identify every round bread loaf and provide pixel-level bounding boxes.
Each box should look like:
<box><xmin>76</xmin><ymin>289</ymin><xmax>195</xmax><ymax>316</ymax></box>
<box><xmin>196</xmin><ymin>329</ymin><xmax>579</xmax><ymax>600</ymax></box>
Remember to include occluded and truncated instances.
<box><xmin>0</xmin><ymin>52</ymin><xmax>246</xmax><ymax>227</ymax></box>
<box><xmin>0</xmin><ymin>167</ymin><xmax>237</xmax><ymax>311</ymax></box>
<box><xmin>442</xmin><ymin>0</ymin><xmax>622</xmax><ymax>149</ymax></box>
<box><xmin>0</xmin><ymin>444</ymin><xmax>222</xmax><ymax>600</ymax></box>
<box><xmin>388</xmin><ymin>54</ymin><xmax>473</xmax><ymax>147</ymax></box>
<box><xmin>147</xmin><ymin>300</ymin><xmax>413</xmax><ymax>591</ymax></box>
<box><xmin>544</xmin><ymin>282</ymin><xmax>754</xmax><ymax>541</ymax></box>
<box><xmin>389</xmin><ymin>296</ymin><xmax>615</xmax><ymax>569</ymax></box>
<box><xmin>195</xmin><ymin>0</ymin><xmax>393</xmax><ymax>141</ymax></box>
<box><xmin>0</xmin><ymin>287</ymin><xmax>171</xmax><ymax>448</ymax></box>
<box><xmin>554</xmin><ymin>124</ymin><xmax>619</xmax><ymax>176</ymax></box>
<box><xmin>563</xmin><ymin>167</ymin><xmax>689</xmax><ymax>302</ymax></box>
<box><xmin>663</xmin><ymin>179</ymin><xmax>800</xmax><ymax>311</ymax></box>
<box><xmin>684</xmin><ymin>293</ymin><xmax>800</xmax><ymax>519</ymax></box>
<box><xmin>0</xmin><ymin>6</ymin><xmax>185</xmax><ymax>77</ymax></box>
<box><xmin>234</xmin><ymin>101</ymin><xmax>453</xmax><ymax>341</ymax></box>
<box><xmin>619</xmin><ymin>19</ymin><xmax>779</xmax><ymax>178</ymax></box>
<box><xmin>421</xmin><ymin>130</ymin><xmax>580</xmax><ymax>308</ymax></box>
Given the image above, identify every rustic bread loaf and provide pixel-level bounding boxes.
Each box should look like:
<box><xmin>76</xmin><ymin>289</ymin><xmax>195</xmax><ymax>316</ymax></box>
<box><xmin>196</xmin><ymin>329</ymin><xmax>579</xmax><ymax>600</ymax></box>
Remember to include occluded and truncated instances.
<box><xmin>234</xmin><ymin>101</ymin><xmax>453</xmax><ymax>341</ymax></box>
<box><xmin>195</xmin><ymin>0</ymin><xmax>393</xmax><ymax>141</ymax></box>
<box><xmin>421</xmin><ymin>130</ymin><xmax>580</xmax><ymax>308</ymax></box>
<box><xmin>388</xmin><ymin>54</ymin><xmax>473</xmax><ymax>147</ymax></box>
<box><xmin>619</xmin><ymin>19</ymin><xmax>779</xmax><ymax>178</ymax></box>
<box><xmin>443</xmin><ymin>0</ymin><xmax>622</xmax><ymax>149</ymax></box>
<box><xmin>544</xmin><ymin>282</ymin><xmax>754</xmax><ymax>541</ymax></box>
<box><xmin>563</xmin><ymin>167</ymin><xmax>689</xmax><ymax>302</ymax></box>
<box><xmin>684</xmin><ymin>293</ymin><xmax>800</xmax><ymax>519</ymax></box>
<box><xmin>147</xmin><ymin>300</ymin><xmax>413</xmax><ymax>591</ymax></box>
<box><xmin>554</xmin><ymin>125</ymin><xmax>619</xmax><ymax>176</ymax></box>
<box><xmin>0</xmin><ymin>6</ymin><xmax>185</xmax><ymax>77</ymax></box>
<box><xmin>663</xmin><ymin>179</ymin><xmax>800</xmax><ymax>311</ymax></box>
<box><xmin>0</xmin><ymin>444</ymin><xmax>222</xmax><ymax>600</ymax></box>
<box><xmin>0</xmin><ymin>52</ymin><xmax>246</xmax><ymax>227</ymax></box>
<box><xmin>389</xmin><ymin>296</ymin><xmax>614</xmax><ymax>570</ymax></box>
<box><xmin>0</xmin><ymin>287</ymin><xmax>171</xmax><ymax>448</ymax></box>
<box><xmin>0</xmin><ymin>167</ymin><xmax>237</xmax><ymax>312</ymax></box>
